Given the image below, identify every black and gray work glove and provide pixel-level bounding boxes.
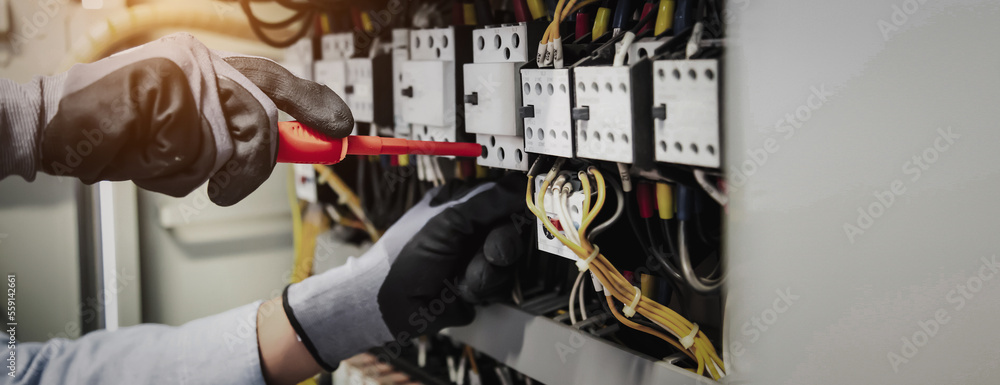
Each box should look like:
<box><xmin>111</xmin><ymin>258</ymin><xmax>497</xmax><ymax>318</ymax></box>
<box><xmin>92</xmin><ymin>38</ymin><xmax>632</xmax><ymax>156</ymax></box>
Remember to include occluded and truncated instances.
<box><xmin>0</xmin><ymin>32</ymin><xmax>352</xmax><ymax>205</ymax></box>
<box><xmin>283</xmin><ymin>175</ymin><xmax>528</xmax><ymax>371</ymax></box>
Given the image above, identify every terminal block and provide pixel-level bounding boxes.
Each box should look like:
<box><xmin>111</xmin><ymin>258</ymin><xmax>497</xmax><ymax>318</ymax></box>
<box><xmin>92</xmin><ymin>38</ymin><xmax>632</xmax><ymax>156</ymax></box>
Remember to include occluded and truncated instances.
<box><xmin>534</xmin><ymin>175</ymin><xmax>585</xmax><ymax>261</ymax></box>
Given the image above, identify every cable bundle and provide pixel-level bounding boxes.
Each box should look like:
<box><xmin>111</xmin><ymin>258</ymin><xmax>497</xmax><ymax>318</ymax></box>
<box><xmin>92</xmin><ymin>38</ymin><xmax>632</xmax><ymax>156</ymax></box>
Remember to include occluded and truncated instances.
<box><xmin>536</xmin><ymin>0</ymin><xmax>598</xmax><ymax>67</ymax></box>
<box><xmin>526</xmin><ymin>159</ymin><xmax>725</xmax><ymax>380</ymax></box>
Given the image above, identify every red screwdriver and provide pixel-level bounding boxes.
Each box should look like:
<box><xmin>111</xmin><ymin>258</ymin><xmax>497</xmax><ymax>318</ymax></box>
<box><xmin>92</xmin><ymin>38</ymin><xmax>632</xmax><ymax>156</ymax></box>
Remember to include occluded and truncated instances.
<box><xmin>276</xmin><ymin>121</ymin><xmax>483</xmax><ymax>164</ymax></box>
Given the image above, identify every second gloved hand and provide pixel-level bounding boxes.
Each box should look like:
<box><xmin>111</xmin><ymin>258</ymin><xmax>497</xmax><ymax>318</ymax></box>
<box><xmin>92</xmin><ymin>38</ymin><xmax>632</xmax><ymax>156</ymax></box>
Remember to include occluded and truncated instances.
<box><xmin>283</xmin><ymin>175</ymin><xmax>527</xmax><ymax>371</ymax></box>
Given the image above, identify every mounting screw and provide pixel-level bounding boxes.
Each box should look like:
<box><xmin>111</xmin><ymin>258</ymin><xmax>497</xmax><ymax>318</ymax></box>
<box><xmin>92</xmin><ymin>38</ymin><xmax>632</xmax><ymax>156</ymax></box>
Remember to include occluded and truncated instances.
<box><xmin>571</xmin><ymin>106</ymin><xmax>590</xmax><ymax>121</ymax></box>
<box><xmin>652</xmin><ymin>103</ymin><xmax>667</xmax><ymax>120</ymax></box>
<box><xmin>464</xmin><ymin>92</ymin><xmax>479</xmax><ymax>105</ymax></box>
<box><xmin>520</xmin><ymin>105</ymin><xmax>535</xmax><ymax>118</ymax></box>
<box><xmin>401</xmin><ymin>86</ymin><xmax>414</xmax><ymax>97</ymax></box>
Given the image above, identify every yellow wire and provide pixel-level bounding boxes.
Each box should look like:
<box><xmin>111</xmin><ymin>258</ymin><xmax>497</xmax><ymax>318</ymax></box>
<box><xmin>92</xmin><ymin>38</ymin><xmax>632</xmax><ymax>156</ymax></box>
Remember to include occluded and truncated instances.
<box><xmin>287</xmin><ymin>165</ymin><xmax>303</xmax><ymax>262</ymax></box>
<box><xmin>312</xmin><ymin>164</ymin><xmax>382</xmax><ymax>242</ymax></box>
<box><xmin>527</xmin><ymin>166</ymin><xmax>725</xmax><ymax>379</ymax></box>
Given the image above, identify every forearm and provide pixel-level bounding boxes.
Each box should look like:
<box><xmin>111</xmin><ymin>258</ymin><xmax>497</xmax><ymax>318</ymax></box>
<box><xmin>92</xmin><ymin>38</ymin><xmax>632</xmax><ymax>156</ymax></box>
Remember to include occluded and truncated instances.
<box><xmin>7</xmin><ymin>302</ymin><xmax>267</xmax><ymax>385</ymax></box>
<box><xmin>0</xmin><ymin>75</ymin><xmax>64</xmax><ymax>182</ymax></box>
<box><xmin>256</xmin><ymin>297</ymin><xmax>322</xmax><ymax>385</ymax></box>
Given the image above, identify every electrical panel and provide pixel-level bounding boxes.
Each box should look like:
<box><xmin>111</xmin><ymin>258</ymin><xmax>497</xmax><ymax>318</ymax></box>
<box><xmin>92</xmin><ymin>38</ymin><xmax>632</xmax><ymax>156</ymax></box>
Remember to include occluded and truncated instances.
<box><xmin>277</xmin><ymin>4</ymin><xmax>725</xmax><ymax>383</ymax></box>
<box><xmin>521</xmin><ymin>68</ymin><xmax>574</xmax><ymax>158</ymax></box>
<box><xmin>652</xmin><ymin>59</ymin><xmax>721</xmax><ymax>168</ymax></box>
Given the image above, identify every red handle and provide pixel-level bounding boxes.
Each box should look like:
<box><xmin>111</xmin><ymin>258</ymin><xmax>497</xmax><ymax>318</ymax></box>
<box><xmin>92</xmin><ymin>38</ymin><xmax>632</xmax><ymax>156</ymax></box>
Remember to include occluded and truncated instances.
<box><xmin>277</xmin><ymin>121</ymin><xmax>483</xmax><ymax>164</ymax></box>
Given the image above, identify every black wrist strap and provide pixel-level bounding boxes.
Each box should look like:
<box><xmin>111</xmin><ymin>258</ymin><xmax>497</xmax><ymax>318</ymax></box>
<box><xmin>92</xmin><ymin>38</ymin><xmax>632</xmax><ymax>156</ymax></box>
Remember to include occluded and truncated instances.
<box><xmin>281</xmin><ymin>285</ymin><xmax>337</xmax><ymax>372</ymax></box>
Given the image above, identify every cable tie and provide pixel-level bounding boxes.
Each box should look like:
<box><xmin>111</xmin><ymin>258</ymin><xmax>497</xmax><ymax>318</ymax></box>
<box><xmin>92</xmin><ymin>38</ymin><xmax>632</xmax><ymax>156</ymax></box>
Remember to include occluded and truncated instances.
<box><xmin>681</xmin><ymin>323</ymin><xmax>699</xmax><ymax>349</ymax></box>
<box><xmin>576</xmin><ymin>245</ymin><xmax>600</xmax><ymax>272</ymax></box>
<box><xmin>589</xmin><ymin>271</ymin><xmax>605</xmax><ymax>294</ymax></box>
<box><xmin>622</xmin><ymin>286</ymin><xmax>641</xmax><ymax>317</ymax></box>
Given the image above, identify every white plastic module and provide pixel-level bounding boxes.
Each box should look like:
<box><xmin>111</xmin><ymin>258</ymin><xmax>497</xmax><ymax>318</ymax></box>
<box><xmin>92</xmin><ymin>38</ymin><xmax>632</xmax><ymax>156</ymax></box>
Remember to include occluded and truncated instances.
<box><xmin>466</xmin><ymin>23</ymin><xmax>538</xmax><ymax>170</ymax></box>
<box><xmin>346</xmin><ymin>59</ymin><xmax>375</xmax><ymax>123</ymax></box>
<box><xmin>464</xmin><ymin>62</ymin><xmax>520</xmax><ymax>136</ymax></box>
<box><xmin>472</xmin><ymin>24</ymin><xmax>530</xmax><ymax>63</ymax></box>
<box><xmin>293</xmin><ymin>164</ymin><xmax>317</xmax><ymax>203</ymax></box>
<box><xmin>412</xmin><ymin>124</ymin><xmax>458</xmax><ymax>144</ymax></box>
<box><xmin>626</xmin><ymin>37</ymin><xmax>664</xmax><ymax>65</ymax></box>
<box><xmin>522</xmin><ymin>68</ymin><xmax>574</xmax><ymax>158</ymax></box>
<box><xmin>534</xmin><ymin>176</ymin><xmax>585</xmax><ymax>261</ymax></box>
<box><xmin>392</xmin><ymin>29</ymin><xmax>411</xmax><ymax>138</ymax></box>
<box><xmin>282</xmin><ymin>39</ymin><xmax>313</xmax><ymax>81</ymax></box>
<box><xmin>409</xmin><ymin>27</ymin><xmax>457</xmax><ymax>61</ymax></box>
<box><xmin>652</xmin><ymin>59</ymin><xmax>720</xmax><ymax>168</ymax></box>
<box><xmin>573</xmin><ymin>66</ymin><xmax>635</xmax><ymax>163</ymax></box>
<box><xmin>400</xmin><ymin>60</ymin><xmax>455</xmax><ymax>127</ymax></box>
<box><xmin>313</xmin><ymin>60</ymin><xmax>347</xmax><ymax>96</ymax></box>
<box><xmin>286</xmin><ymin>38</ymin><xmax>313</xmax><ymax>64</ymax></box>
<box><xmin>476</xmin><ymin>134</ymin><xmax>528</xmax><ymax>170</ymax></box>
<box><xmin>321</xmin><ymin>33</ymin><xmax>354</xmax><ymax>60</ymax></box>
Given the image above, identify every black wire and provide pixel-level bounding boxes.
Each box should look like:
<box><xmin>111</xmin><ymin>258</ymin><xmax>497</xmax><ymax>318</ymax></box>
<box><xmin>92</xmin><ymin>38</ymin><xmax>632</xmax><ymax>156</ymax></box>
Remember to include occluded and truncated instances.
<box><xmin>624</xmin><ymin>191</ymin><xmax>683</xmax><ymax>282</ymax></box>
<box><xmin>253</xmin><ymin>9</ymin><xmax>312</xmax><ymax>29</ymax></box>
<box><xmin>661</xmin><ymin>219</ymin><xmax>678</xmax><ymax>260</ymax></box>
<box><xmin>239</xmin><ymin>0</ymin><xmax>316</xmax><ymax>48</ymax></box>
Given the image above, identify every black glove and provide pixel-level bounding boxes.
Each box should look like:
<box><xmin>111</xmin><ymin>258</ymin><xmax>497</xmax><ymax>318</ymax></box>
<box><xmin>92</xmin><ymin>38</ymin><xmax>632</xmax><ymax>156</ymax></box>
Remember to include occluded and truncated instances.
<box><xmin>283</xmin><ymin>175</ymin><xmax>528</xmax><ymax>371</ymax></box>
<box><xmin>28</xmin><ymin>32</ymin><xmax>353</xmax><ymax>205</ymax></box>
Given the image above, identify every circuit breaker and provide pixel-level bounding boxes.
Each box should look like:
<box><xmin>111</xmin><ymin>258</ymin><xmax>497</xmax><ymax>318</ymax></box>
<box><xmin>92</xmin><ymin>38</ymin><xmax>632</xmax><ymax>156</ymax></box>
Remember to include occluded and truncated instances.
<box><xmin>521</xmin><ymin>68</ymin><xmax>574</xmax><ymax>158</ymax></box>
<box><xmin>391</xmin><ymin>28</ymin><xmax>411</xmax><ymax>138</ymax></box>
<box><xmin>345</xmin><ymin>55</ymin><xmax>392</xmax><ymax>127</ymax></box>
<box><xmin>400</xmin><ymin>27</ymin><xmax>472</xmax><ymax>144</ymax></box>
<box><xmin>313</xmin><ymin>33</ymin><xmax>353</xmax><ymax>109</ymax></box>
<box><xmin>463</xmin><ymin>22</ymin><xmax>543</xmax><ymax>171</ymax></box>
<box><xmin>652</xmin><ymin>59</ymin><xmax>721</xmax><ymax>168</ymax></box>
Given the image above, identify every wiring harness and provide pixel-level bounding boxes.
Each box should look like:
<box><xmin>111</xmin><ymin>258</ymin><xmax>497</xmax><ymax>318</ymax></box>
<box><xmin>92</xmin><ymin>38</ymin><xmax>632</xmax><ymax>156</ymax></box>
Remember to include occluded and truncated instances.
<box><xmin>526</xmin><ymin>159</ymin><xmax>725</xmax><ymax>380</ymax></box>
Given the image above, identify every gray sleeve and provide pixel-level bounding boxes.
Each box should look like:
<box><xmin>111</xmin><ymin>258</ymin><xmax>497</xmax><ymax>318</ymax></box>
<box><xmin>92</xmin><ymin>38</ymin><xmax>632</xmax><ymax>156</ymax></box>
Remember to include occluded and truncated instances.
<box><xmin>0</xmin><ymin>74</ymin><xmax>64</xmax><ymax>182</ymax></box>
<box><xmin>2</xmin><ymin>301</ymin><xmax>267</xmax><ymax>385</ymax></box>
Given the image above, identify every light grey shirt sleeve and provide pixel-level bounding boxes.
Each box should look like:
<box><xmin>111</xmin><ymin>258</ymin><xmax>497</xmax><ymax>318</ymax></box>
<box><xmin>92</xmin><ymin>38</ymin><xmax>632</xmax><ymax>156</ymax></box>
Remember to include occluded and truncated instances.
<box><xmin>0</xmin><ymin>74</ymin><xmax>64</xmax><ymax>182</ymax></box>
<box><xmin>1</xmin><ymin>301</ymin><xmax>266</xmax><ymax>385</ymax></box>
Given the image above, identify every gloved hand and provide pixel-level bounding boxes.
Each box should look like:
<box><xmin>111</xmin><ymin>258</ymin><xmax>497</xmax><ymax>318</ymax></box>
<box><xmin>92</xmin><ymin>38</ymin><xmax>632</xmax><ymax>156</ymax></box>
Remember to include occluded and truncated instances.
<box><xmin>0</xmin><ymin>32</ymin><xmax>353</xmax><ymax>206</ymax></box>
<box><xmin>283</xmin><ymin>175</ymin><xmax>528</xmax><ymax>371</ymax></box>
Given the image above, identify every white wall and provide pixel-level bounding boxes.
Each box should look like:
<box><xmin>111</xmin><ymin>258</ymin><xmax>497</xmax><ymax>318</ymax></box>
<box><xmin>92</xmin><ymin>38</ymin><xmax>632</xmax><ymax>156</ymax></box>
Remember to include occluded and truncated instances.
<box><xmin>0</xmin><ymin>175</ymin><xmax>81</xmax><ymax>342</ymax></box>
<box><xmin>138</xmin><ymin>167</ymin><xmax>295</xmax><ymax>326</ymax></box>
<box><xmin>723</xmin><ymin>1</ymin><xmax>1000</xmax><ymax>384</ymax></box>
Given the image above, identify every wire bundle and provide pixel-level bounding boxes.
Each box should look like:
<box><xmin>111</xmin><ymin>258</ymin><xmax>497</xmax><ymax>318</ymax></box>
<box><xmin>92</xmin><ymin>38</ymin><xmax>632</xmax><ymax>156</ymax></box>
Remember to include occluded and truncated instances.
<box><xmin>526</xmin><ymin>160</ymin><xmax>725</xmax><ymax>380</ymax></box>
<box><xmin>536</xmin><ymin>0</ymin><xmax>598</xmax><ymax>68</ymax></box>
